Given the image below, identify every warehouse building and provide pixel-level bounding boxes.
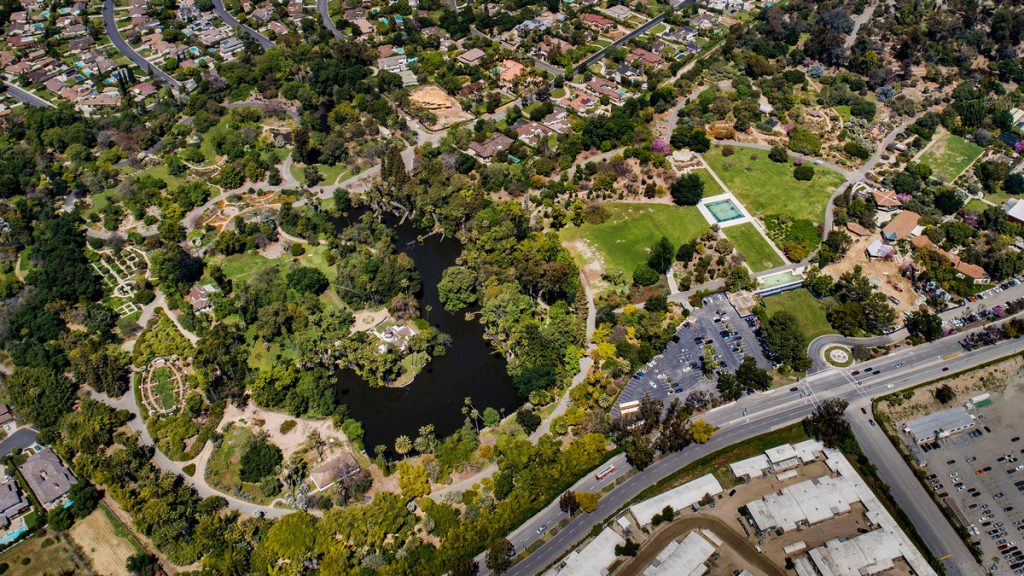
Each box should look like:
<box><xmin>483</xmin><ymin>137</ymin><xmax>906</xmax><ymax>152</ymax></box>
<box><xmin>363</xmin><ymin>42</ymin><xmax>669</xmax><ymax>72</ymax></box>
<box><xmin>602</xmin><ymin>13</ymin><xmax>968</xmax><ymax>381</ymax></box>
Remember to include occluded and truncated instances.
<box><xmin>903</xmin><ymin>406</ymin><xmax>976</xmax><ymax>444</ymax></box>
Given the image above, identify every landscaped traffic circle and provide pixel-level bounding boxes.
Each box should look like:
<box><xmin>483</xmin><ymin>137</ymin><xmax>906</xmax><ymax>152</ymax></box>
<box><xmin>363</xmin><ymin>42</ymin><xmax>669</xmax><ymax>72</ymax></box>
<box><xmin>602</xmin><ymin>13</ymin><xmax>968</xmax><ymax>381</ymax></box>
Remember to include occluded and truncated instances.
<box><xmin>824</xmin><ymin>345</ymin><xmax>853</xmax><ymax>367</ymax></box>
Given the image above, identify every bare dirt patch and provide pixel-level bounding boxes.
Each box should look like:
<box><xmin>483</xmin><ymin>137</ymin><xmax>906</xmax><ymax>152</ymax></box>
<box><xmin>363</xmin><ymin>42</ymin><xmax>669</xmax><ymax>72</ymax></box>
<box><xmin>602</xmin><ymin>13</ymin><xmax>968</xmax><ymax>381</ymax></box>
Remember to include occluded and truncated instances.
<box><xmin>877</xmin><ymin>355</ymin><xmax>1024</xmax><ymax>424</ymax></box>
<box><xmin>825</xmin><ymin>235</ymin><xmax>921</xmax><ymax>315</ymax></box>
<box><xmin>351</xmin><ymin>308</ymin><xmax>391</xmax><ymax>333</ymax></box>
<box><xmin>564</xmin><ymin>238</ymin><xmax>607</xmax><ymax>291</ymax></box>
<box><xmin>70</xmin><ymin>508</ymin><xmax>140</xmax><ymax>576</ymax></box>
<box><xmin>220</xmin><ymin>403</ymin><xmax>352</xmax><ymax>461</ymax></box>
<box><xmin>409</xmin><ymin>85</ymin><xmax>473</xmax><ymax>130</ymax></box>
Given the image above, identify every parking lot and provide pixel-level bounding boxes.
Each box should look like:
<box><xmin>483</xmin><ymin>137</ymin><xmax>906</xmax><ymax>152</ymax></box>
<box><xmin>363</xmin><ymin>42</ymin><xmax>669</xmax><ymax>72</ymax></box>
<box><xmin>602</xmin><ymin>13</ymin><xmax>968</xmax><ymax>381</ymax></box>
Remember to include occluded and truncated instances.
<box><xmin>916</xmin><ymin>398</ymin><xmax>1024</xmax><ymax>574</ymax></box>
<box><xmin>615</xmin><ymin>294</ymin><xmax>772</xmax><ymax>415</ymax></box>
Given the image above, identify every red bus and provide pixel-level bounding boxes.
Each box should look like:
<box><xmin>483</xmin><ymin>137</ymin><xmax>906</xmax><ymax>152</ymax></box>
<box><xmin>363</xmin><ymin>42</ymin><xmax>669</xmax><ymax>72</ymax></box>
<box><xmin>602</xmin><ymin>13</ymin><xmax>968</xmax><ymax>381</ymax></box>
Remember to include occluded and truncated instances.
<box><xmin>595</xmin><ymin>464</ymin><xmax>616</xmax><ymax>480</ymax></box>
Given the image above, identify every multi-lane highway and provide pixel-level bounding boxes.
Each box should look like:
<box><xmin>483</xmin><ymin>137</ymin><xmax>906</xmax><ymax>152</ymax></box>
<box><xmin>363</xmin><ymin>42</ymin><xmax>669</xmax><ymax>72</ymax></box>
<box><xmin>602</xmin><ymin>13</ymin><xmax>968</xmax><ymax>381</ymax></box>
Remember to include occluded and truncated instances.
<box><xmin>501</xmin><ymin>326</ymin><xmax>1018</xmax><ymax>576</ymax></box>
<box><xmin>102</xmin><ymin>0</ymin><xmax>183</xmax><ymax>92</ymax></box>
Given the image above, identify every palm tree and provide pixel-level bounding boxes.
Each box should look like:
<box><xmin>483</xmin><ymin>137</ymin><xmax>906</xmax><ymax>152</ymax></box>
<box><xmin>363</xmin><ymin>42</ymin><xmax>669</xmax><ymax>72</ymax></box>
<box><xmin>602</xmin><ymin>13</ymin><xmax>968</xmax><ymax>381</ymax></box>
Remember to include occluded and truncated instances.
<box><xmin>394</xmin><ymin>435</ymin><xmax>413</xmax><ymax>456</ymax></box>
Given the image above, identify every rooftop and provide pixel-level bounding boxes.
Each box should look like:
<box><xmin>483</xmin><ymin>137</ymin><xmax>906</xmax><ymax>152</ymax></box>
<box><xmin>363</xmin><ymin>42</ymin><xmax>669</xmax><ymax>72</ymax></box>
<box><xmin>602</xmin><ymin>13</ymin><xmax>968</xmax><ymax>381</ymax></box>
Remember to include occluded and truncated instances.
<box><xmin>629</xmin><ymin>474</ymin><xmax>722</xmax><ymax>526</ymax></box>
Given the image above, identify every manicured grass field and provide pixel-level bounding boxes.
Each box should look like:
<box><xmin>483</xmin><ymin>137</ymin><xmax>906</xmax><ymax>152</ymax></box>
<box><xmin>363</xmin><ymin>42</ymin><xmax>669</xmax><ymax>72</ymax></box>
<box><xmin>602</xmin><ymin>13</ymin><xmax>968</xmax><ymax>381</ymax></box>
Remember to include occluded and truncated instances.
<box><xmin>560</xmin><ymin>202</ymin><xmax>710</xmax><ymax>279</ymax></box>
<box><xmin>702</xmin><ymin>145</ymin><xmax>846</xmax><ymax>224</ymax></box>
<box><xmin>692</xmin><ymin>168</ymin><xmax>725</xmax><ymax>197</ymax></box>
<box><xmin>918</xmin><ymin>130</ymin><xmax>984</xmax><ymax>184</ymax></box>
<box><xmin>152</xmin><ymin>366</ymin><xmax>176</xmax><ymax>410</ymax></box>
<box><xmin>290</xmin><ymin>161</ymin><xmax>349</xmax><ymax>186</ymax></box>
<box><xmin>725</xmin><ymin>223</ymin><xmax>785</xmax><ymax>272</ymax></box>
<box><xmin>761</xmin><ymin>288</ymin><xmax>834</xmax><ymax>340</ymax></box>
<box><xmin>964</xmin><ymin>199</ymin><xmax>990</xmax><ymax>213</ymax></box>
<box><xmin>216</xmin><ymin>243</ymin><xmax>337</xmax><ymax>284</ymax></box>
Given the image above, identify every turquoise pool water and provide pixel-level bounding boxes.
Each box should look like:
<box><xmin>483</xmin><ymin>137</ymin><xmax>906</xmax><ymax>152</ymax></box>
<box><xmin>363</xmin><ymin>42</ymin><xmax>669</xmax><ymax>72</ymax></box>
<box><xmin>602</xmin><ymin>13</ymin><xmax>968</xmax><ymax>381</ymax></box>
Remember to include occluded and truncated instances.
<box><xmin>0</xmin><ymin>527</ymin><xmax>26</xmax><ymax>545</ymax></box>
<box><xmin>706</xmin><ymin>199</ymin><xmax>744</xmax><ymax>223</ymax></box>
<box><xmin>759</xmin><ymin>270</ymin><xmax>803</xmax><ymax>290</ymax></box>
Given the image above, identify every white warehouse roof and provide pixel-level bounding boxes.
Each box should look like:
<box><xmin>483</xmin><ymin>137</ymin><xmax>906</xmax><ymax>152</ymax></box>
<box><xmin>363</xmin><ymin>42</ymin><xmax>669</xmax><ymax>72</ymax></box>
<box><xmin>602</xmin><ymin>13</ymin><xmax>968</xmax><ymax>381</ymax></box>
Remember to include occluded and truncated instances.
<box><xmin>629</xmin><ymin>474</ymin><xmax>723</xmax><ymax>527</ymax></box>
<box><xmin>643</xmin><ymin>531</ymin><xmax>715</xmax><ymax>576</ymax></box>
<box><xmin>551</xmin><ymin>526</ymin><xmax>624</xmax><ymax>576</ymax></box>
<box><xmin>903</xmin><ymin>406</ymin><xmax>975</xmax><ymax>443</ymax></box>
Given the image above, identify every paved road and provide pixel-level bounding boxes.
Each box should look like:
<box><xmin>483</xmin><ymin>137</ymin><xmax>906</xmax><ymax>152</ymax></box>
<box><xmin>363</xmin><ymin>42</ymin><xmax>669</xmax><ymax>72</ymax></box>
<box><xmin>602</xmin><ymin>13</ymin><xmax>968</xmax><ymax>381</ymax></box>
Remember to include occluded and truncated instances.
<box><xmin>849</xmin><ymin>401</ymin><xmax>980</xmax><ymax>576</ymax></box>
<box><xmin>211</xmin><ymin>0</ymin><xmax>273</xmax><ymax>50</ymax></box>
<box><xmin>501</xmin><ymin>324</ymin><xmax>1016</xmax><ymax>575</ymax></box>
<box><xmin>0</xmin><ymin>427</ymin><xmax>37</xmax><ymax>457</ymax></box>
<box><xmin>103</xmin><ymin>0</ymin><xmax>182</xmax><ymax>92</ymax></box>
<box><xmin>573</xmin><ymin>0</ymin><xmax>694</xmax><ymax>75</ymax></box>
<box><xmin>2</xmin><ymin>82</ymin><xmax>53</xmax><ymax>108</ymax></box>
<box><xmin>316</xmin><ymin>0</ymin><xmax>344</xmax><ymax>38</ymax></box>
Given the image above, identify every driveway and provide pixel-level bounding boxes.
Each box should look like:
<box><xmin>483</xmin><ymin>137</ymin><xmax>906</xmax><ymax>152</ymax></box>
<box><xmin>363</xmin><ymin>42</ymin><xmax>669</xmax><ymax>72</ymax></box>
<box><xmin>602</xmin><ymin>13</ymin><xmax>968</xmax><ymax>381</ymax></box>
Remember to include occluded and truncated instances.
<box><xmin>0</xmin><ymin>428</ymin><xmax>37</xmax><ymax>458</ymax></box>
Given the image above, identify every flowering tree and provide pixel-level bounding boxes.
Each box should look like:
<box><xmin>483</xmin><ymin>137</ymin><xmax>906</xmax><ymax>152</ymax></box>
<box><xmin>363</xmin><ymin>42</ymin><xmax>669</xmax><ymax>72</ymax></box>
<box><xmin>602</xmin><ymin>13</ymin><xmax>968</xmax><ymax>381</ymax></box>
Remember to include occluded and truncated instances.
<box><xmin>651</xmin><ymin>139</ymin><xmax>670</xmax><ymax>155</ymax></box>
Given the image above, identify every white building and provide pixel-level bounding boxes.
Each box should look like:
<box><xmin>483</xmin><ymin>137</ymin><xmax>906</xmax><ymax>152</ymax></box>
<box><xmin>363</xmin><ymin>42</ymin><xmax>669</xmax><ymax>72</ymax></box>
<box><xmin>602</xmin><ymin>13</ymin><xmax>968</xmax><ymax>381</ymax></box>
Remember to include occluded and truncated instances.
<box><xmin>903</xmin><ymin>406</ymin><xmax>976</xmax><ymax>444</ymax></box>
<box><xmin>628</xmin><ymin>474</ymin><xmax>722</xmax><ymax>527</ymax></box>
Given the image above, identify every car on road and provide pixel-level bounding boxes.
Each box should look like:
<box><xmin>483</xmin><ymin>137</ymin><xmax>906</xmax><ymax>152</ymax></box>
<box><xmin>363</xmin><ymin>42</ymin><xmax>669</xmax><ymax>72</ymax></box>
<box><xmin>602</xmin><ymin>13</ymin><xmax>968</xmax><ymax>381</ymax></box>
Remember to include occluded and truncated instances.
<box><xmin>790</xmin><ymin>387</ymin><xmax>799</xmax><ymax>392</ymax></box>
<box><xmin>536</xmin><ymin>525</ymin><xmax>547</xmax><ymax>535</ymax></box>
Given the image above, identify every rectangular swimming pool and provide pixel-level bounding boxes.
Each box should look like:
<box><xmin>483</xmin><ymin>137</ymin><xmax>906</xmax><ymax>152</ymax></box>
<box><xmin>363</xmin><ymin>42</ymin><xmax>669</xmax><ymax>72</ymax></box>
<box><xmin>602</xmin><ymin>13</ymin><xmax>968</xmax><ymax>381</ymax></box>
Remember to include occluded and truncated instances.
<box><xmin>706</xmin><ymin>199</ymin><xmax>744</xmax><ymax>223</ymax></box>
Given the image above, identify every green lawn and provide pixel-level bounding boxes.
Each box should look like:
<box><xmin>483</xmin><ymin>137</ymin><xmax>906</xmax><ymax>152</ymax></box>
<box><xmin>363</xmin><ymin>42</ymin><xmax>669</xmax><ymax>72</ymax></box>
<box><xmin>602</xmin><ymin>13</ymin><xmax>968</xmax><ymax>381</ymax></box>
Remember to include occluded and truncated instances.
<box><xmin>964</xmin><ymin>199</ymin><xmax>991</xmax><ymax>213</ymax></box>
<box><xmin>290</xmin><ymin>161</ymin><xmax>348</xmax><ymax>186</ymax></box>
<box><xmin>84</xmin><ymin>188</ymin><xmax>119</xmax><ymax>217</ymax></box>
<box><xmin>205</xmin><ymin>425</ymin><xmax>273</xmax><ymax>504</ymax></box>
<box><xmin>560</xmin><ymin>203</ymin><xmax>710</xmax><ymax>280</ymax></box>
<box><xmin>215</xmin><ymin>243</ymin><xmax>336</xmax><ymax>283</ymax></box>
<box><xmin>834</xmin><ymin>105</ymin><xmax>851</xmax><ymax>122</ymax></box>
<box><xmin>761</xmin><ymin>288</ymin><xmax>834</xmax><ymax>340</ymax></box>
<box><xmin>152</xmin><ymin>366</ymin><xmax>177</xmax><ymax>410</ymax></box>
<box><xmin>725</xmin><ymin>223</ymin><xmax>785</xmax><ymax>272</ymax></box>
<box><xmin>918</xmin><ymin>130</ymin><xmax>984</xmax><ymax>184</ymax></box>
<box><xmin>692</xmin><ymin>168</ymin><xmax>725</xmax><ymax>197</ymax></box>
<box><xmin>702</xmin><ymin>145</ymin><xmax>846</xmax><ymax>224</ymax></box>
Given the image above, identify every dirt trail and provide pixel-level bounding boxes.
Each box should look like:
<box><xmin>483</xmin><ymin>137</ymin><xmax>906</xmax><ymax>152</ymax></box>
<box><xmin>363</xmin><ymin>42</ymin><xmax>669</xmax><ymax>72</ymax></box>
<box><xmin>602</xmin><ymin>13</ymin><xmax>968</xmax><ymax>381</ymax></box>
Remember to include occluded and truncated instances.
<box><xmin>617</xmin><ymin>515</ymin><xmax>785</xmax><ymax>576</ymax></box>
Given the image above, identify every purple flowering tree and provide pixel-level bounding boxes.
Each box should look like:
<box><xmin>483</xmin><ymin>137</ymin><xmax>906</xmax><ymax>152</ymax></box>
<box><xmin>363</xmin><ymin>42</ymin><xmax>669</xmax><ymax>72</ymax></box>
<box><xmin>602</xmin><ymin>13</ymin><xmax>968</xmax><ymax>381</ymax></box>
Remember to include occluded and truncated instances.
<box><xmin>652</xmin><ymin>139</ymin><xmax>670</xmax><ymax>155</ymax></box>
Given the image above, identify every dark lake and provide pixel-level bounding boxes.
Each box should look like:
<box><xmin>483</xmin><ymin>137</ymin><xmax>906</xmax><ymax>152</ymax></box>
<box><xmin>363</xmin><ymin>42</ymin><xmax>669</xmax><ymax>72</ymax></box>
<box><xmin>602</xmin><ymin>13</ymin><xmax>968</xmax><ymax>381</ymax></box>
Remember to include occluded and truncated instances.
<box><xmin>333</xmin><ymin>215</ymin><xmax>521</xmax><ymax>452</ymax></box>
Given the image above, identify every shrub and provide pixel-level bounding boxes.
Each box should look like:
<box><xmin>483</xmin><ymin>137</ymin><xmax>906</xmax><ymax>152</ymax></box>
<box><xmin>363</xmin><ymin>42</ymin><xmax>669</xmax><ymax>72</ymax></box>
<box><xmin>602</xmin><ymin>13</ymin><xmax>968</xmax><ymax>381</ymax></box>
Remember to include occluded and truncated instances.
<box><xmin>289</xmin><ymin>243</ymin><xmax>306</xmax><ymax>257</ymax></box>
<box><xmin>280</xmin><ymin>419</ymin><xmax>297</xmax><ymax>434</ymax></box>
<box><xmin>793</xmin><ymin>164</ymin><xmax>815</xmax><ymax>181</ymax></box>
<box><xmin>632</xmin><ymin>264</ymin><xmax>660</xmax><ymax>286</ymax></box>
<box><xmin>670</xmin><ymin>173</ymin><xmax>704</xmax><ymax>206</ymax></box>
<box><xmin>182</xmin><ymin>463</ymin><xmax>197</xmax><ymax>476</ymax></box>
<box><xmin>286</xmin><ymin>267</ymin><xmax>328</xmax><ymax>295</ymax></box>
<box><xmin>768</xmin><ymin>145</ymin><xmax>788</xmax><ymax>163</ymax></box>
<box><xmin>721</xmin><ymin>145</ymin><xmax>735</xmax><ymax>157</ymax></box>
<box><xmin>240</xmin><ymin>441</ymin><xmax>283</xmax><ymax>483</ymax></box>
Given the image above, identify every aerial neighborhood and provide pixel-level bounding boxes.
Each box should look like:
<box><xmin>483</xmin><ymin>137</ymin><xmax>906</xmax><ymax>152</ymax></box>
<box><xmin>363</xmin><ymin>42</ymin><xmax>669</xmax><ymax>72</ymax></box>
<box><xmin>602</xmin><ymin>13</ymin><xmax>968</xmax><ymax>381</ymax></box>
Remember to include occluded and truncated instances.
<box><xmin>0</xmin><ymin>0</ymin><xmax>1024</xmax><ymax>574</ymax></box>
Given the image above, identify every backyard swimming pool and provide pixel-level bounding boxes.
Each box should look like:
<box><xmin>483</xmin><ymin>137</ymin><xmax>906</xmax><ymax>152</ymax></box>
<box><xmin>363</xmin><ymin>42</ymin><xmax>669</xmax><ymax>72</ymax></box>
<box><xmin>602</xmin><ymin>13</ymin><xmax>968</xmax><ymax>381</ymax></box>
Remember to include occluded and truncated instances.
<box><xmin>705</xmin><ymin>199</ymin><xmax>744</xmax><ymax>223</ymax></box>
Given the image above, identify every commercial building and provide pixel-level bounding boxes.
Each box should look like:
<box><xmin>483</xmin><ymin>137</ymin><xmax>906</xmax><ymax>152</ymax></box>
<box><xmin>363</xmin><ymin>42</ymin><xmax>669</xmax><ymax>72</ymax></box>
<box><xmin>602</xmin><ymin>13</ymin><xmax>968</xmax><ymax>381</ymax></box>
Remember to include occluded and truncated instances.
<box><xmin>743</xmin><ymin>449</ymin><xmax>935</xmax><ymax>576</ymax></box>
<box><xmin>903</xmin><ymin>406</ymin><xmax>976</xmax><ymax>444</ymax></box>
<box><xmin>628</xmin><ymin>474</ymin><xmax>722</xmax><ymax>527</ymax></box>
<box><xmin>642</xmin><ymin>531</ymin><xmax>715</xmax><ymax>576</ymax></box>
<box><xmin>729</xmin><ymin>440</ymin><xmax>824</xmax><ymax>480</ymax></box>
<box><xmin>548</xmin><ymin>525</ymin><xmax>624</xmax><ymax>575</ymax></box>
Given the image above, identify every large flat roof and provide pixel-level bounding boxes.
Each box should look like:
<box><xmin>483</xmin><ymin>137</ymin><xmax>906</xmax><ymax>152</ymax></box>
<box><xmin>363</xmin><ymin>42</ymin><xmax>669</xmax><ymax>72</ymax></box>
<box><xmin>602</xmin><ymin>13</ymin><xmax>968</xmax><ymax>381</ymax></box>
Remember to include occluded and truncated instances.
<box><xmin>730</xmin><ymin>440</ymin><xmax>824</xmax><ymax>478</ymax></box>
<box><xmin>903</xmin><ymin>406</ymin><xmax>975</xmax><ymax>442</ymax></box>
<box><xmin>552</xmin><ymin>526</ymin><xmax>624</xmax><ymax>575</ymax></box>
<box><xmin>629</xmin><ymin>474</ymin><xmax>722</xmax><ymax>527</ymax></box>
<box><xmin>643</xmin><ymin>531</ymin><xmax>714</xmax><ymax>576</ymax></box>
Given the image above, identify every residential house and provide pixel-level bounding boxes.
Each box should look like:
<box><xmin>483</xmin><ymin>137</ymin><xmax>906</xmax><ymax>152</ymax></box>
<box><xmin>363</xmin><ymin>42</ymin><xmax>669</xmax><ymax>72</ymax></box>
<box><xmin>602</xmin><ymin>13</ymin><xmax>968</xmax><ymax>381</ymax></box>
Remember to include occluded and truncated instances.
<box><xmin>692</xmin><ymin>13</ymin><xmax>718</xmax><ymax>30</ymax></box>
<box><xmin>872</xmin><ymin>189</ymin><xmax>902</xmax><ymax>211</ymax></box>
<box><xmin>267</xmin><ymin>21</ymin><xmax>288</xmax><ymax>36</ymax></box>
<box><xmin>608</xmin><ymin>62</ymin><xmax>641</xmax><ymax>83</ymax></box>
<box><xmin>911</xmin><ymin>237</ymin><xmax>989</xmax><ymax>283</ymax></box>
<box><xmin>220</xmin><ymin>38</ymin><xmax>245</xmax><ymax>57</ymax></box>
<box><xmin>499</xmin><ymin>59</ymin><xmax>527</xmax><ymax>84</ymax></box>
<box><xmin>582</xmin><ymin>13</ymin><xmax>615</xmax><ymax>33</ymax></box>
<box><xmin>20</xmin><ymin>448</ymin><xmax>76</xmax><ymax>509</ymax></box>
<box><xmin>537</xmin><ymin>36</ymin><xmax>572</xmax><ymax>59</ymax></box>
<box><xmin>457</xmin><ymin>47</ymin><xmax>486</xmax><ymax>66</ymax></box>
<box><xmin>515</xmin><ymin>121</ymin><xmax>554</xmax><ymax>147</ymax></box>
<box><xmin>458</xmin><ymin>79</ymin><xmax>486</xmax><ymax>98</ymax></box>
<box><xmin>866</xmin><ymin>239</ymin><xmax>895</xmax><ymax>260</ymax></box>
<box><xmin>187</xmin><ymin>283</ymin><xmax>219</xmax><ymax>313</ymax></box>
<box><xmin>881</xmin><ymin>210</ymin><xmax>921</xmax><ymax>242</ymax></box>
<box><xmin>565</xmin><ymin>93</ymin><xmax>597</xmax><ymax>115</ymax></box>
<box><xmin>515</xmin><ymin>18</ymin><xmax>548</xmax><ymax>37</ymax></box>
<box><xmin>0</xmin><ymin>404</ymin><xmax>14</xmax><ymax>428</ymax></box>
<box><xmin>1004</xmin><ymin>198</ymin><xmax>1024</xmax><ymax>225</ymax></box>
<box><xmin>605</xmin><ymin>4</ymin><xmax>633</xmax><ymax>20</ymax></box>
<box><xmin>131</xmin><ymin>82</ymin><xmax>158</xmax><ymax>98</ymax></box>
<box><xmin>584</xmin><ymin>77</ymin><xmax>625</xmax><ymax>104</ymax></box>
<box><xmin>627</xmin><ymin>47</ymin><xmax>665</xmax><ymax>69</ymax></box>
<box><xmin>0</xmin><ymin>480</ymin><xmax>28</xmax><ymax>528</ymax></box>
<box><xmin>468</xmin><ymin>133</ymin><xmax>514</xmax><ymax>160</ymax></box>
<box><xmin>541</xmin><ymin>107</ymin><xmax>571</xmax><ymax>134</ymax></box>
<box><xmin>662</xmin><ymin>25</ymin><xmax>696</xmax><ymax>42</ymax></box>
<box><xmin>377</xmin><ymin>55</ymin><xmax>408</xmax><ymax>72</ymax></box>
<box><xmin>309</xmin><ymin>452</ymin><xmax>361</xmax><ymax>492</ymax></box>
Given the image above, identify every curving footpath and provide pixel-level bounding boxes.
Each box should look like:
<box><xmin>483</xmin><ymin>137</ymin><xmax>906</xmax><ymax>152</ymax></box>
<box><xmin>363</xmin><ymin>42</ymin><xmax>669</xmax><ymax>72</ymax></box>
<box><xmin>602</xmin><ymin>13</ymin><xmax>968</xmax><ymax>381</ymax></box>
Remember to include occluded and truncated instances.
<box><xmin>103</xmin><ymin>0</ymin><xmax>182</xmax><ymax>92</ymax></box>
